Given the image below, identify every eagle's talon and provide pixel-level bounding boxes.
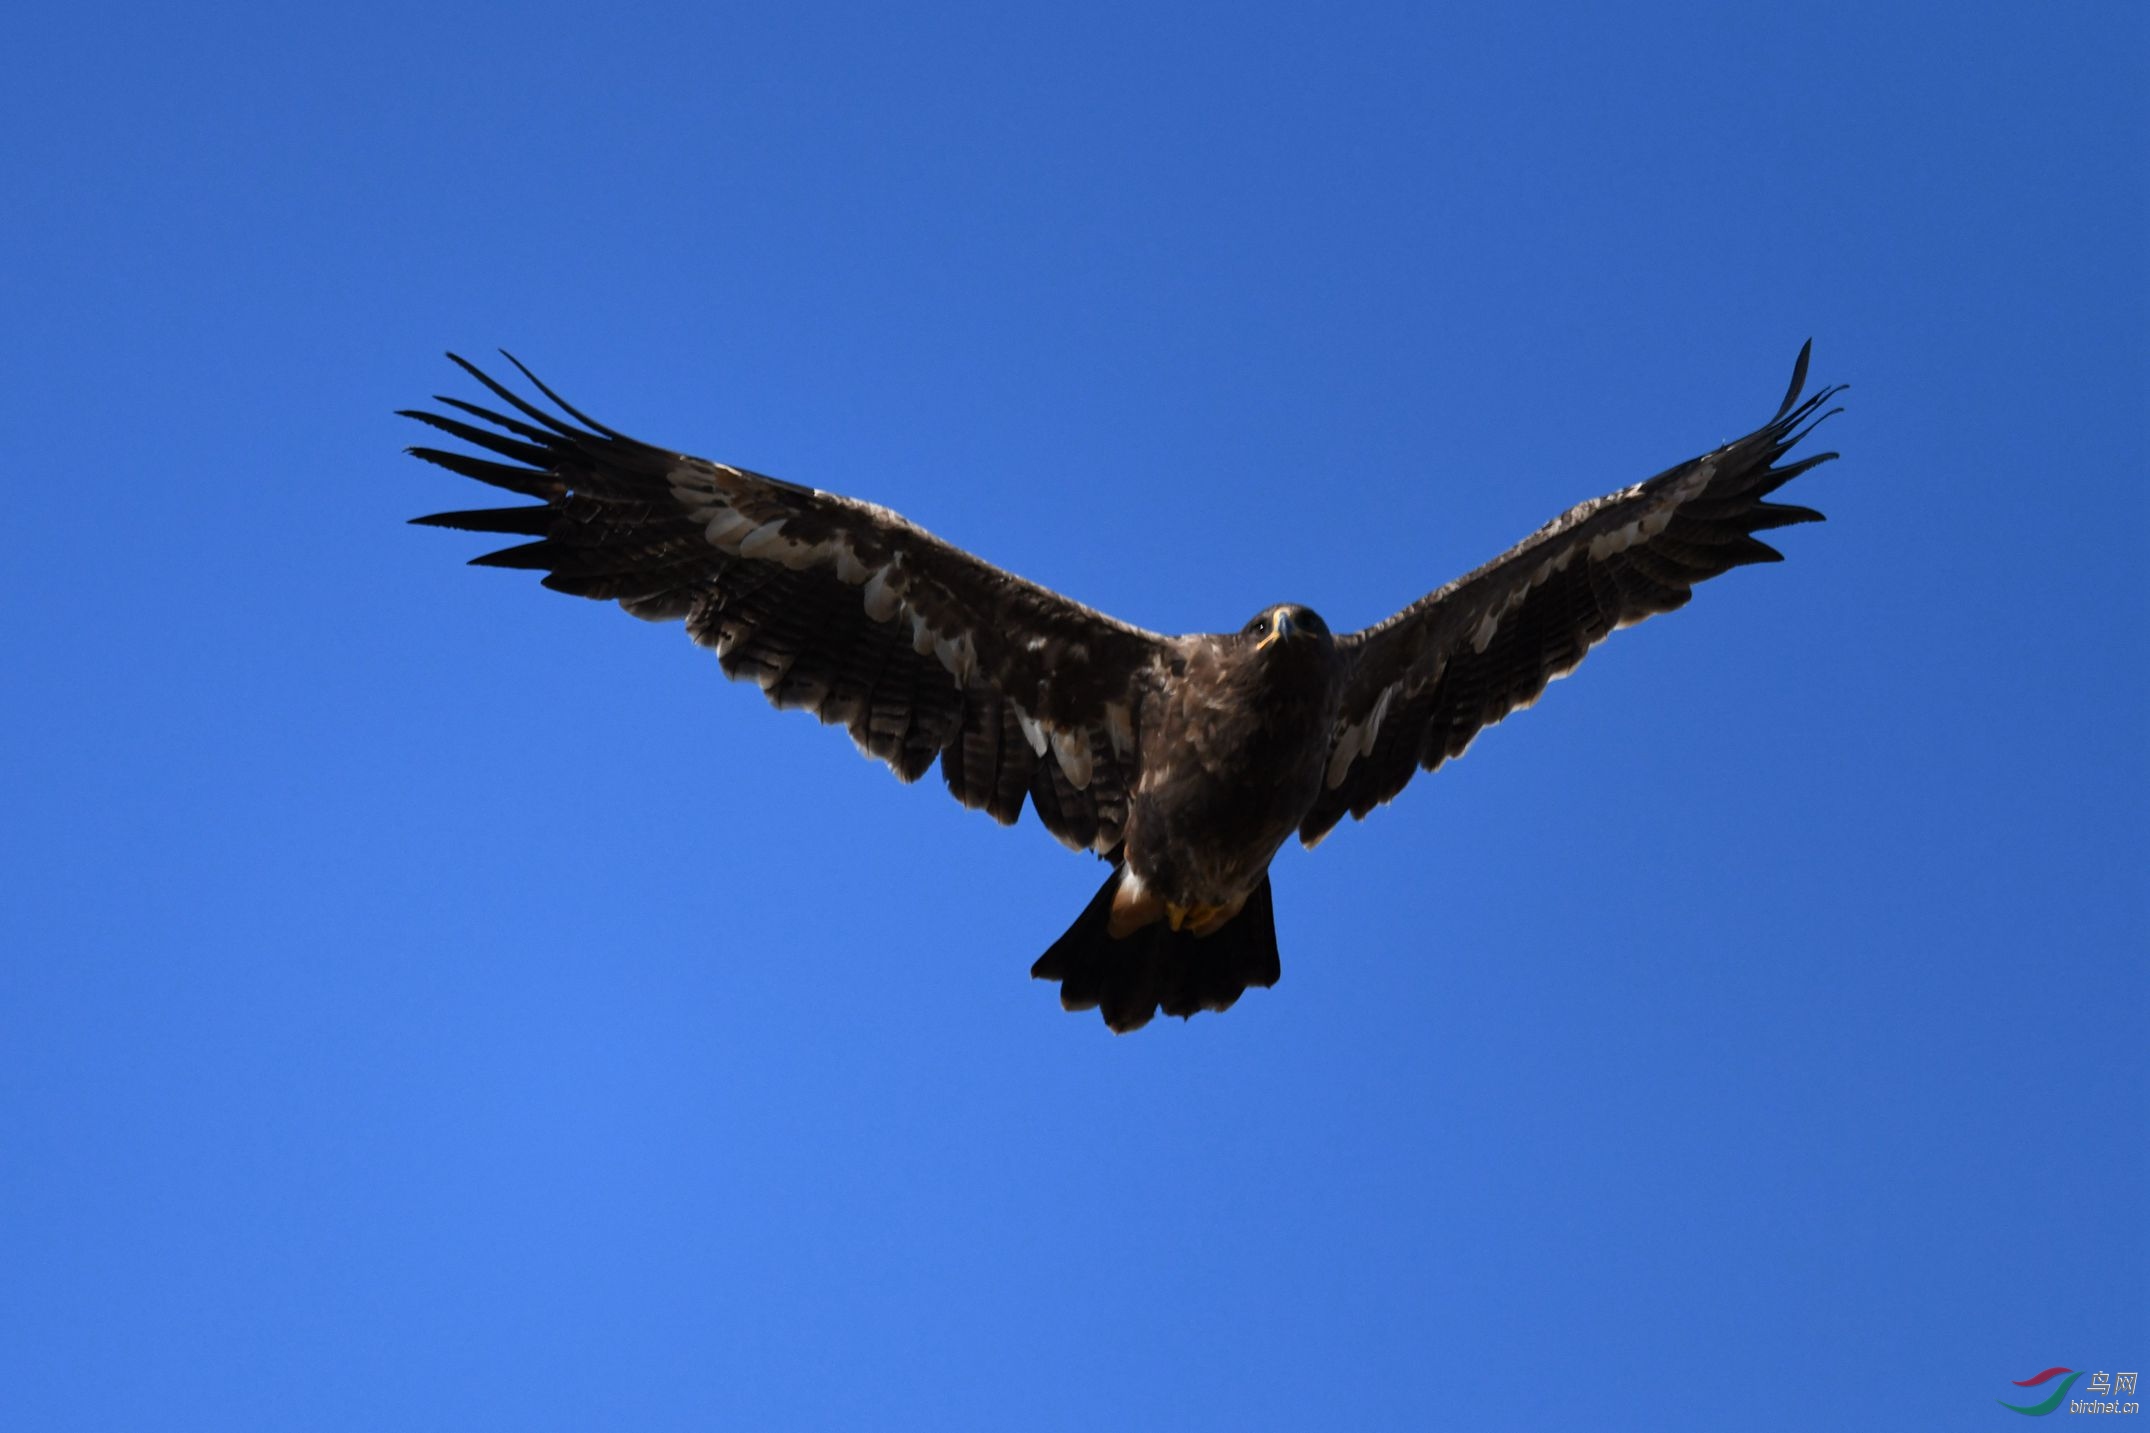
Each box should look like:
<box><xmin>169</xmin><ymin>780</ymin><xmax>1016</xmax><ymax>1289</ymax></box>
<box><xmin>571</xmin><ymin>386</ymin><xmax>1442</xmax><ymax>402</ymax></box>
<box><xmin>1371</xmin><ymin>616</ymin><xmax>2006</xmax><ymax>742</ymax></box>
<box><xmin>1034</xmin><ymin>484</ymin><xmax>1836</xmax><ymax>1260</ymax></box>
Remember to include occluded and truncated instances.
<box><xmin>1164</xmin><ymin>900</ymin><xmax>1232</xmax><ymax>936</ymax></box>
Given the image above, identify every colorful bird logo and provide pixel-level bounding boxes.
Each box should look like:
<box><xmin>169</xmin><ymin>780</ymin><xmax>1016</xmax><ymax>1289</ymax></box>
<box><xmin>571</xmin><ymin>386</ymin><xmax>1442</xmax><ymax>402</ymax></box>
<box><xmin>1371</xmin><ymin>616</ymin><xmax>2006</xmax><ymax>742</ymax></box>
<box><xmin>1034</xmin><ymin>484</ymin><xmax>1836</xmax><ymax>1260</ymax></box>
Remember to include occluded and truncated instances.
<box><xmin>1999</xmin><ymin>1368</ymin><xmax>2082</xmax><ymax>1416</ymax></box>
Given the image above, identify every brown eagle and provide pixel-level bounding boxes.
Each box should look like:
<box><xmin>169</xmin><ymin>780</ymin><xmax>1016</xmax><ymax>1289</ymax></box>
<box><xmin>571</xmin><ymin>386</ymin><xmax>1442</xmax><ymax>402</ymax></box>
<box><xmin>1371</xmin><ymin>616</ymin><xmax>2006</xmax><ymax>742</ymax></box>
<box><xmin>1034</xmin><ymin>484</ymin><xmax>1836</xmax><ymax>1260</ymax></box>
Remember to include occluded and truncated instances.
<box><xmin>409</xmin><ymin>345</ymin><xmax>1842</xmax><ymax>1031</ymax></box>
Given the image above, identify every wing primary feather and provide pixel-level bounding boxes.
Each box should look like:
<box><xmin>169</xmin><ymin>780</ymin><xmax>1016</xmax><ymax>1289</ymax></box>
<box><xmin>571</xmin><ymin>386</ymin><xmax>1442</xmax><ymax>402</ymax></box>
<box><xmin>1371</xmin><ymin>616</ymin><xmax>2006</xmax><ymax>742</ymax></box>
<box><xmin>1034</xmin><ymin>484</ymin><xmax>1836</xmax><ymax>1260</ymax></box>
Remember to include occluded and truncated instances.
<box><xmin>405</xmin><ymin>446</ymin><xmax>555</xmax><ymax>497</ymax></box>
<box><xmin>498</xmin><ymin>350</ymin><xmax>633</xmax><ymax>442</ymax></box>
<box><xmin>410</xmin><ymin>506</ymin><xmax>552</xmax><ymax>534</ymax></box>
<box><xmin>1783</xmin><ymin>404</ymin><xmax>1846</xmax><ymax>456</ymax></box>
<box><xmin>1744</xmin><ymin>502</ymin><xmax>1824</xmax><ymax>531</ymax></box>
<box><xmin>431</xmin><ymin>394</ymin><xmax>565</xmax><ymax>446</ymax></box>
<box><xmin>443</xmin><ymin>353</ymin><xmax>593</xmax><ymax>441</ymax></box>
<box><xmin>1722</xmin><ymin>536</ymin><xmax>1785</xmax><ymax>566</ymax></box>
<box><xmin>466</xmin><ymin>541</ymin><xmax>559</xmax><ymax>570</ymax></box>
<box><xmin>541</xmin><ymin>570</ymin><xmax>694</xmax><ymax>602</ymax></box>
<box><xmin>397</xmin><ymin>409</ymin><xmax>555</xmax><ymax>467</ymax></box>
<box><xmin>1774</xmin><ymin>339</ymin><xmax>1814</xmax><ymax>419</ymax></box>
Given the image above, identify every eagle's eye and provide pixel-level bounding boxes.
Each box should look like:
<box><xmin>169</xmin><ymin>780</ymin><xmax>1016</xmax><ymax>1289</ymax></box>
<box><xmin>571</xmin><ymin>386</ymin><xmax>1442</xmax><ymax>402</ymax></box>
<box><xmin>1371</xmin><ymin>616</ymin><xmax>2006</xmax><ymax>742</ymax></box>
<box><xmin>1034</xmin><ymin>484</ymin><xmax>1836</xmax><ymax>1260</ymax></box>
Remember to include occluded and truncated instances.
<box><xmin>1246</xmin><ymin>614</ymin><xmax>1270</xmax><ymax>637</ymax></box>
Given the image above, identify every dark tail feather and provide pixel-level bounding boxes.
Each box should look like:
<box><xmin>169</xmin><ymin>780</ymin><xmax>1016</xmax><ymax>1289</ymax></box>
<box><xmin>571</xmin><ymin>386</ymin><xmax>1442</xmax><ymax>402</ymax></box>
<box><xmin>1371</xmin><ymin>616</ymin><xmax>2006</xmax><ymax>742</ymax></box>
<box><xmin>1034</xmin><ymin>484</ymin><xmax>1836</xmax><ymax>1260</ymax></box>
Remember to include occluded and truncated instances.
<box><xmin>1031</xmin><ymin>868</ymin><xmax>1281</xmax><ymax>1033</ymax></box>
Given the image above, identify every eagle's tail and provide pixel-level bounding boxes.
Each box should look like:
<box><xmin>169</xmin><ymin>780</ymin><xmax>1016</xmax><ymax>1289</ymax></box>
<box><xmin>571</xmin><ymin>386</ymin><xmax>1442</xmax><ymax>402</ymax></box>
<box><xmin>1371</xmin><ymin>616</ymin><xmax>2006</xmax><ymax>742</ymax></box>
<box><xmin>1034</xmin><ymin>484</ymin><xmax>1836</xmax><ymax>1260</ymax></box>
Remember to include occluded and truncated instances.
<box><xmin>1031</xmin><ymin>866</ymin><xmax>1280</xmax><ymax>1033</ymax></box>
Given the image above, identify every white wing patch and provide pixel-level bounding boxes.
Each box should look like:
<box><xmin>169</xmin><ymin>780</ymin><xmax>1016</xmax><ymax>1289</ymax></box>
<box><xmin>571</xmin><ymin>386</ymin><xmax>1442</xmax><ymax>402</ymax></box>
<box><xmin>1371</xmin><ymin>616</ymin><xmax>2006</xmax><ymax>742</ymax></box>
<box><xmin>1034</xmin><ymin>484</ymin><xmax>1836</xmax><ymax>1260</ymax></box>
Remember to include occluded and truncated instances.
<box><xmin>735</xmin><ymin>518</ymin><xmax>792</xmax><ymax>560</ymax></box>
<box><xmin>832</xmin><ymin>547</ymin><xmax>871</xmax><ymax>585</ymax></box>
<box><xmin>1325</xmin><ymin>681</ymin><xmax>1400</xmax><ymax>789</ymax></box>
<box><xmin>1104</xmin><ymin>700</ymin><xmax>1134</xmax><ymax>759</ymax></box>
<box><xmin>934</xmin><ymin>633</ymin><xmax>977</xmax><ymax>687</ymax></box>
<box><xmin>1471</xmin><ymin>544</ymin><xmax>1579</xmax><ymax>654</ymax></box>
<box><xmin>861</xmin><ymin>566</ymin><xmax>902</xmax><ymax>621</ymax></box>
<box><xmin>1014</xmin><ymin>709</ymin><xmax>1049</xmax><ymax>757</ymax></box>
<box><xmin>1050</xmin><ymin>727</ymin><xmax>1094</xmax><ymax>791</ymax></box>
<box><xmin>701</xmin><ymin>508</ymin><xmax>754</xmax><ymax>548</ymax></box>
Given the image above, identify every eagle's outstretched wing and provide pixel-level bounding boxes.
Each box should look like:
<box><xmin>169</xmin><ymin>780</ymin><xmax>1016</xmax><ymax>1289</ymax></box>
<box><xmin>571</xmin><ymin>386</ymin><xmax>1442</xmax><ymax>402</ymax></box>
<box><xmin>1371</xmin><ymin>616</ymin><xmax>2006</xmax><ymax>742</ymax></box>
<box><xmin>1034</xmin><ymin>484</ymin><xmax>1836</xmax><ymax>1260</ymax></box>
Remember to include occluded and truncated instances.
<box><xmin>407</xmin><ymin>356</ymin><xmax>1169</xmax><ymax>853</ymax></box>
<box><xmin>1302</xmin><ymin>343</ymin><xmax>1843</xmax><ymax>847</ymax></box>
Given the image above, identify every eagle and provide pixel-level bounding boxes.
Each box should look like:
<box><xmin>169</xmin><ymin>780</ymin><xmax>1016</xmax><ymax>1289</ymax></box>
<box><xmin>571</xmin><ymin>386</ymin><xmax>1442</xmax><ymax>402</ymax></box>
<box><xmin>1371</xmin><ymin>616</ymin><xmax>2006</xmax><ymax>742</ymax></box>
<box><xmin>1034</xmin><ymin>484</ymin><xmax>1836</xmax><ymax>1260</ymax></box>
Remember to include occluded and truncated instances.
<box><xmin>409</xmin><ymin>345</ymin><xmax>1842</xmax><ymax>1032</ymax></box>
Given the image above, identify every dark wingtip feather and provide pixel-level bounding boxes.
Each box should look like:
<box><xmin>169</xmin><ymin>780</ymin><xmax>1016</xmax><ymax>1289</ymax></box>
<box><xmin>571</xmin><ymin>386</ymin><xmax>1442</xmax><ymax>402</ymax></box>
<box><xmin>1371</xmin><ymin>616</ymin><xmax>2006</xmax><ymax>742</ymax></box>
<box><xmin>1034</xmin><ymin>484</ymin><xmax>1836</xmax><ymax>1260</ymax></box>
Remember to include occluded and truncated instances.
<box><xmin>1746</xmin><ymin>502</ymin><xmax>1826</xmax><ymax>531</ymax></box>
<box><xmin>400</xmin><ymin>407</ymin><xmax>555</xmax><ymax>466</ymax></box>
<box><xmin>442</xmin><ymin>352</ymin><xmax>593</xmax><ymax>441</ymax></box>
<box><xmin>1727</xmin><ymin>536</ymin><xmax>1785</xmax><ymax>565</ymax></box>
<box><xmin>467</xmin><ymin>541</ymin><xmax>559</xmax><ymax>570</ymax></box>
<box><xmin>1757</xmin><ymin>449</ymin><xmax>1841</xmax><ymax>498</ymax></box>
<box><xmin>1786</xmin><ymin>403</ymin><xmax>1847</xmax><ymax>456</ymax></box>
<box><xmin>499</xmin><ymin>350</ymin><xmax>630</xmax><ymax>441</ymax></box>
<box><xmin>1774</xmin><ymin>340</ymin><xmax>1815</xmax><ymax>419</ymax></box>
<box><xmin>430</xmin><ymin>394</ymin><xmax>560</xmax><ymax>446</ymax></box>
<box><xmin>410</xmin><ymin>506</ymin><xmax>553</xmax><ymax>534</ymax></box>
<box><xmin>406</xmin><ymin>445</ymin><xmax>556</xmax><ymax>497</ymax></box>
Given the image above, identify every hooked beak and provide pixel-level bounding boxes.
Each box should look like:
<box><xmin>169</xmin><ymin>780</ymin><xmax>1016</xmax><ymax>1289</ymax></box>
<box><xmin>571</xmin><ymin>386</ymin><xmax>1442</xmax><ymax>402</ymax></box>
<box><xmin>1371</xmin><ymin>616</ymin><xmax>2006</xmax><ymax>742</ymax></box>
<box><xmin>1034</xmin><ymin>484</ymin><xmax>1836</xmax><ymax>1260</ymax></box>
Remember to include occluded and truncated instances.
<box><xmin>1257</xmin><ymin>609</ymin><xmax>1296</xmax><ymax>650</ymax></box>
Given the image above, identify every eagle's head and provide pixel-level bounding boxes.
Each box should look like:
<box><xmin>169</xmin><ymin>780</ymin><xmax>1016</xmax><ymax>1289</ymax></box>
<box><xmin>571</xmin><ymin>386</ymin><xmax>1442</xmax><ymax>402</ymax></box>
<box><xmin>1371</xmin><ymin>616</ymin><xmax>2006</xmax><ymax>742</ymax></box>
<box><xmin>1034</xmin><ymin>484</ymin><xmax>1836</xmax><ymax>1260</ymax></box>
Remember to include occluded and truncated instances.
<box><xmin>1240</xmin><ymin>604</ymin><xmax>1333</xmax><ymax>652</ymax></box>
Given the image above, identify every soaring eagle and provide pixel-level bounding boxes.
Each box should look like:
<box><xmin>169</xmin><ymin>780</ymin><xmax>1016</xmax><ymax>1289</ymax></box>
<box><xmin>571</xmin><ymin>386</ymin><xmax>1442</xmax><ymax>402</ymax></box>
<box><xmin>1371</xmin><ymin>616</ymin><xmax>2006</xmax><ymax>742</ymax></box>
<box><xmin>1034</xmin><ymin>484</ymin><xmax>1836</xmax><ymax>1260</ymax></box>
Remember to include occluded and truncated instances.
<box><xmin>409</xmin><ymin>346</ymin><xmax>1842</xmax><ymax>1032</ymax></box>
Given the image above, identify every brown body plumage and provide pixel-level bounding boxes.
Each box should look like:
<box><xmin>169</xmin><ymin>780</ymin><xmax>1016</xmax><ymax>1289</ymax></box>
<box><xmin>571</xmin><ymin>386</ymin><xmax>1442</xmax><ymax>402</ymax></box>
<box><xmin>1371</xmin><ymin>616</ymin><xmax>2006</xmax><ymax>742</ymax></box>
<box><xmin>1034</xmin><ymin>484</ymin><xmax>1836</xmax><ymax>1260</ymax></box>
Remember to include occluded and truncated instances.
<box><xmin>1126</xmin><ymin>616</ymin><xmax>1344</xmax><ymax>916</ymax></box>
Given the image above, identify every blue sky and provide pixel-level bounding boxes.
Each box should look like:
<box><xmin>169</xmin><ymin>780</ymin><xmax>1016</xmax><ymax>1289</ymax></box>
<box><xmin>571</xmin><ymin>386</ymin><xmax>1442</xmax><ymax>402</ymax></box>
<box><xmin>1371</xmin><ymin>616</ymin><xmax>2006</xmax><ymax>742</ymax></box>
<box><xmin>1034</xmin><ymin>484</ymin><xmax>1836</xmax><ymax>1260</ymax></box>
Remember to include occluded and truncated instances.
<box><xmin>3</xmin><ymin>3</ymin><xmax>2143</xmax><ymax>1428</ymax></box>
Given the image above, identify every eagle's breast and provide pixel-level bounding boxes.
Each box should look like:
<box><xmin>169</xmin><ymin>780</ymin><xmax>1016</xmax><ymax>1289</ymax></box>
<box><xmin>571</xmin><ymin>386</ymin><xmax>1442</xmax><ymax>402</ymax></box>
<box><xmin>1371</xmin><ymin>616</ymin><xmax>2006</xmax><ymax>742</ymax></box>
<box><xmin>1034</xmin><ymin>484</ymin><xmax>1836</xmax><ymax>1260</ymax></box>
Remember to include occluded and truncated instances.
<box><xmin>1125</xmin><ymin>635</ymin><xmax>1344</xmax><ymax>906</ymax></box>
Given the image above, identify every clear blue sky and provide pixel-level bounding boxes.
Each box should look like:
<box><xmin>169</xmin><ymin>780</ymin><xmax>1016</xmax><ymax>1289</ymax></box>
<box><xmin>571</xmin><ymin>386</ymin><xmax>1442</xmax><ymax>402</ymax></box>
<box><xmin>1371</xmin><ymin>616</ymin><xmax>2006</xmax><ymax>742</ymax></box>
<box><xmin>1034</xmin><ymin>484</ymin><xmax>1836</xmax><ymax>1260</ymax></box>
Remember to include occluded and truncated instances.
<box><xmin>3</xmin><ymin>3</ymin><xmax>2142</xmax><ymax>1429</ymax></box>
